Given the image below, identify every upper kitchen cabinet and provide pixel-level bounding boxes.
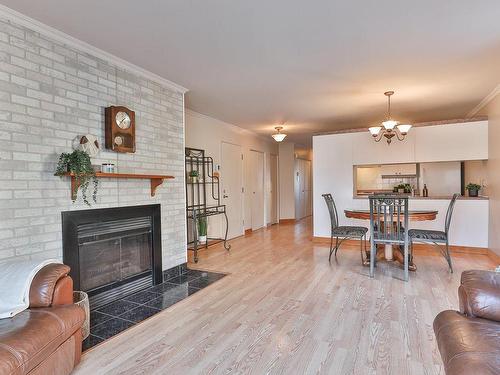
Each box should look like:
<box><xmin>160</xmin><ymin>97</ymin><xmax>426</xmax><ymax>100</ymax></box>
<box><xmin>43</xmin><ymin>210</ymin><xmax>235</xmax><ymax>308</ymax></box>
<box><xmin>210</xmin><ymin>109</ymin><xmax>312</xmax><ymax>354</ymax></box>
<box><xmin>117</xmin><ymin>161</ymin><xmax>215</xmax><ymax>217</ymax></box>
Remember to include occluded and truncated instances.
<box><xmin>351</xmin><ymin>130</ymin><xmax>416</xmax><ymax>165</ymax></box>
<box><xmin>380</xmin><ymin>163</ymin><xmax>417</xmax><ymax>177</ymax></box>
<box><xmin>414</xmin><ymin>121</ymin><xmax>488</xmax><ymax>162</ymax></box>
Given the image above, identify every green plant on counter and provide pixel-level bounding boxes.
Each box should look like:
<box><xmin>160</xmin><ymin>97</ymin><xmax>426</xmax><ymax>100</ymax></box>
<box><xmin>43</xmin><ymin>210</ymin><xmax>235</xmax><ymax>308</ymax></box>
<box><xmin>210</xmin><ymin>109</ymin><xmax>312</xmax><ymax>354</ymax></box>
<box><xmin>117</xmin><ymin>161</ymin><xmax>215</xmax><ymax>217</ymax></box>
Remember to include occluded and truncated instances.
<box><xmin>394</xmin><ymin>183</ymin><xmax>412</xmax><ymax>194</ymax></box>
<box><xmin>465</xmin><ymin>183</ymin><xmax>481</xmax><ymax>191</ymax></box>
<box><xmin>55</xmin><ymin>150</ymin><xmax>97</xmax><ymax>206</ymax></box>
<box><xmin>465</xmin><ymin>183</ymin><xmax>481</xmax><ymax>197</ymax></box>
<box><xmin>189</xmin><ymin>170</ymin><xmax>199</xmax><ymax>178</ymax></box>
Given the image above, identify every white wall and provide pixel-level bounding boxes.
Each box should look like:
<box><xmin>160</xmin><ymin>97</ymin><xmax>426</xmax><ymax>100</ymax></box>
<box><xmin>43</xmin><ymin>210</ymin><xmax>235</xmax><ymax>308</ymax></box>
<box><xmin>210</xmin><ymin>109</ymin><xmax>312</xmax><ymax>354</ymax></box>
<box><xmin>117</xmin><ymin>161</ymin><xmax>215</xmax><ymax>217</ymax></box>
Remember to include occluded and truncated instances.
<box><xmin>488</xmin><ymin>95</ymin><xmax>500</xmax><ymax>258</ymax></box>
<box><xmin>0</xmin><ymin>16</ymin><xmax>186</xmax><ymax>269</ymax></box>
<box><xmin>185</xmin><ymin>110</ymin><xmax>278</xmax><ymax>233</ymax></box>
<box><xmin>313</xmin><ymin>122</ymin><xmax>489</xmax><ymax>248</ymax></box>
<box><xmin>279</xmin><ymin>142</ymin><xmax>295</xmax><ymax>220</ymax></box>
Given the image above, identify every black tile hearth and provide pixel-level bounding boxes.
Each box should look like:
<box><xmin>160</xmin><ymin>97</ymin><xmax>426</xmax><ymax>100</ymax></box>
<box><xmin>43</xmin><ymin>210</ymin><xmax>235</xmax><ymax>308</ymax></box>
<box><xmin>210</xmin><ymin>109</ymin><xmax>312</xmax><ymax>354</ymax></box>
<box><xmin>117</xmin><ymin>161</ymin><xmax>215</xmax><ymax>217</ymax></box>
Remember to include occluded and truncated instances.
<box><xmin>96</xmin><ymin>300</ymin><xmax>140</xmax><ymax>317</ymax></box>
<box><xmin>123</xmin><ymin>290</ymin><xmax>160</xmax><ymax>305</ymax></box>
<box><xmin>91</xmin><ymin>317</ymin><xmax>135</xmax><ymax>340</ymax></box>
<box><xmin>82</xmin><ymin>267</ymin><xmax>227</xmax><ymax>351</ymax></box>
<box><xmin>119</xmin><ymin>305</ymin><xmax>160</xmax><ymax>323</ymax></box>
<box><xmin>90</xmin><ymin>311</ymin><xmax>113</xmax><ymax>328</ymax></box>
<box><xmin>82</xmin><ymin>335</ymin><xmax>105</xmax><ymax>351</ymax></box>
<box><xmin>146</xmin><ymin>293</ymin><xmax>185</xmax><ymax>310</ymax></box>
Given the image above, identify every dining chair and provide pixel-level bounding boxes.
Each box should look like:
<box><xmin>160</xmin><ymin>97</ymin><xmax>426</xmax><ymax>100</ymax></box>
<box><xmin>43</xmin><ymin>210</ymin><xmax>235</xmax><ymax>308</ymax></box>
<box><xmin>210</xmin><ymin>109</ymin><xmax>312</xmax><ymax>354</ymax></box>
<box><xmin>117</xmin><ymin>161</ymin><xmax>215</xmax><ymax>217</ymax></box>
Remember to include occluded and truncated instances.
<box><xmin>408</xmin><ymin>193</ymin><xmax>459</xmax><ymax>273</ymax></box>
<box><xmin>322</xmin><ymin>194</ymin><xmax>368</xmax><ymax>263</ymax></box>
<box><xmin>369</xmin><ymin>195</ymin><xmax>410</xmax><ymax>281</ymax></box>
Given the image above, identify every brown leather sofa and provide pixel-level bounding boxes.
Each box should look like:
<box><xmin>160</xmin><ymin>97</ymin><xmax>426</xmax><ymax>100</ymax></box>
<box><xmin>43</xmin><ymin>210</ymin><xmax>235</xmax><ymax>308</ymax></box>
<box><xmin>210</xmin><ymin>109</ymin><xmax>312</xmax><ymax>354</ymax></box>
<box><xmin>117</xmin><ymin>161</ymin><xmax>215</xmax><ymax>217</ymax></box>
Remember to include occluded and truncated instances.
<box><xmin>433</xmin><ymin>270</ymin><xmax>500</xmax><ymax>375</ymax></box>
<box><xmin>0</xmin><ymin>264</ymin><xmax>85</xmax><ymax>375</ymax></box>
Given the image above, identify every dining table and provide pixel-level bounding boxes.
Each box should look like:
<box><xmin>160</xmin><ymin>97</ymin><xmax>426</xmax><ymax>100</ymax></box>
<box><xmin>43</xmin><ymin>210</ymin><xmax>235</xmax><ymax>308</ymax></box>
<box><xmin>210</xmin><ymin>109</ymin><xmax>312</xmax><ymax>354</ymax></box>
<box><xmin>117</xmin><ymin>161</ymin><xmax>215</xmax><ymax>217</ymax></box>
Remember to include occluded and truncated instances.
<box><xmin>344</xmin><ymin>208</ymin><xmax>438</xmax><ymax>271</ymax></box>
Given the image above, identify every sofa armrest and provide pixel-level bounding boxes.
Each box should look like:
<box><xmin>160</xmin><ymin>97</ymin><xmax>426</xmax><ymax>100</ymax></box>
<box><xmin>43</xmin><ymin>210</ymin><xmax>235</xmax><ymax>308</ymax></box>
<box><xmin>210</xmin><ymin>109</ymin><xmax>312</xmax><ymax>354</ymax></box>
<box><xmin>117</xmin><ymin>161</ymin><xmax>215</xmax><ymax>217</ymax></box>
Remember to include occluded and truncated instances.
<box><xmin>29</xmin><ymin>263</ymin><xmax>73</xmax><ymax>307</ymax></box>
<box><xmin>459</xmin><ymin>270</ymin><xmax>500</xmax><ymax>321</ymax></box>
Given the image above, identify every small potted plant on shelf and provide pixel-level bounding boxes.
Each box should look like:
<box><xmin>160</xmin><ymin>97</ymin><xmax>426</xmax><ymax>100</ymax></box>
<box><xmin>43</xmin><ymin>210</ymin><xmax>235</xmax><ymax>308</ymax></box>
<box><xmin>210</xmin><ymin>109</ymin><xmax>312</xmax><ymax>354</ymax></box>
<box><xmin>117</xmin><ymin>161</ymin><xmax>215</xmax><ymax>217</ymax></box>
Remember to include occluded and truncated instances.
<box><xmin>55</xmin><ymin>150</ymin><xmax>98</xmax><ymax>206</ymax></box>
<box><xmin>466</xmin><ymin>183</ymin><xmax>481</xmax><ymax>197</ymax></box>
<box><xmin>395</xmin><ymin>183</ymin><xmax>406</xmax><ymax>194</ymax></box>
<box><xmin>188</xmin><ymin>170</ymin><xmax>199</xmax><ymax>183</ymax></box>
<box><xmin>197</xmin><ymin>217</ymin><xmax>207</xmax><ymax>244</ymax></box>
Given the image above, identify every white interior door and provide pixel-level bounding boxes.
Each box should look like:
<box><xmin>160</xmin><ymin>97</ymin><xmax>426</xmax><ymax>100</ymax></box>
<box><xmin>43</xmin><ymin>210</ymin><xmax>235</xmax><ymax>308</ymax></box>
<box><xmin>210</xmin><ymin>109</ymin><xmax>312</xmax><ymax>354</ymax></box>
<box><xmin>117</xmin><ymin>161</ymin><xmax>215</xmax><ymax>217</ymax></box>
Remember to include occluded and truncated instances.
<box><xmin>304</xmin><ymin>160</ymin><xmax>312</xmax><ymax>216</ymax></box>
<box><xmin>295</xmin><ymin>159</ymin><xmax>305</xmax><ymax>219</ymax></box>
<box><xmin>270</xmin><ymin>154</ymin><xmax>278</xmax><ymax>224</ymax></box>
<box><xmin>221</xmin><ymin>142</ymin><xmax>243</xmax><ymax>239</ymax></box>
<box><xmin>250</xmin><ymin>150</ymin><xmax>265</xmax><ymax>230</ymax></box>
<box><xmin>295</xmin><ymin>159</ymin><xmax>312</xmax><ymax>220</ymax></box>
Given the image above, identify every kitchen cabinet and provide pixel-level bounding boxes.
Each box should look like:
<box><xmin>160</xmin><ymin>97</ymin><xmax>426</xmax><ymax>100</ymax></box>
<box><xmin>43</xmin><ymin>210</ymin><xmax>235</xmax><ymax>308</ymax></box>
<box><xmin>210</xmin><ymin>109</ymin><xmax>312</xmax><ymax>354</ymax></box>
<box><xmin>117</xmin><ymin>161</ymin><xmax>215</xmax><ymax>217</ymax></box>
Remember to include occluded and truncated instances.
<box><xmin>380</xmin><ymin>163</ymin><xmax>417</xmax><ymax>177</ymax></box>
<box><xmin>351</xmin><ymin>120</ymin><xmax>487</xmax><ymax>165</ymax></box>
<box><xmin>414</xmin><ymin>121</ymin><xmax>488</xmax><ymax>162</ymax></box>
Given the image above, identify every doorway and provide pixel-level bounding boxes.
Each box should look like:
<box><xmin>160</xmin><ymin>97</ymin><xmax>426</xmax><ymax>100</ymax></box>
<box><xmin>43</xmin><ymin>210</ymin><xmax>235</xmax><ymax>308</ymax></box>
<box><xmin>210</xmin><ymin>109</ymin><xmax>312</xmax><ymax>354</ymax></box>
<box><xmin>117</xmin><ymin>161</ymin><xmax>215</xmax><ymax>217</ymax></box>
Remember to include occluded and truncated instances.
<box><xmin>269</xmin><ymin>153</ymin><xmax>279</xmax><ymax>225</ymax></box>
<box><xmin>221</xmin><ymin>142</ymin><xmax>244</xmax><ymax>239</ymax></box>
<box><xmin>295</xmin><ymin>158</ymin><xmax>312</xmax><ymax>220</ymax></box>
<box><xmin>249</xmin><ymin>150</ymin><xmax>265</xmax><ymax>230</ymax></box>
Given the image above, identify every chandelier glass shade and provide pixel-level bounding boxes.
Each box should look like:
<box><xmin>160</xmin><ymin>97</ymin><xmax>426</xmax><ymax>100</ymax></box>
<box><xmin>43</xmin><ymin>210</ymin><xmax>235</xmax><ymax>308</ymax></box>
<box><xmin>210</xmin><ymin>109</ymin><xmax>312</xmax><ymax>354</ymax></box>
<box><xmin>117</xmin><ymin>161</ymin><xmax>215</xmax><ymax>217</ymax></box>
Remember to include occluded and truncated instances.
<box><xmin>272</xmin><ymin>126</ymin><xmax>287</xmax><ymax>142</ymax></box>
<box><xmin>369</xmin><ymin>91</ymin><xmax>412</xmax><ymax>144</ymax></box>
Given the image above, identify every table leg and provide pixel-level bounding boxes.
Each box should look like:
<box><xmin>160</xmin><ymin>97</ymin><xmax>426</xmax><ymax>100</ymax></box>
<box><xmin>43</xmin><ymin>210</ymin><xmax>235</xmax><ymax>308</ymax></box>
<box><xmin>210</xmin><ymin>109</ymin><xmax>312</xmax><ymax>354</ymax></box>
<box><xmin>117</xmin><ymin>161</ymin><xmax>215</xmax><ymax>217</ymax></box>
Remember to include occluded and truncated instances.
<box><xmin>385</xmin><ymin>244</ymin><xmax>393</xmax><ymax>261</ymax></box>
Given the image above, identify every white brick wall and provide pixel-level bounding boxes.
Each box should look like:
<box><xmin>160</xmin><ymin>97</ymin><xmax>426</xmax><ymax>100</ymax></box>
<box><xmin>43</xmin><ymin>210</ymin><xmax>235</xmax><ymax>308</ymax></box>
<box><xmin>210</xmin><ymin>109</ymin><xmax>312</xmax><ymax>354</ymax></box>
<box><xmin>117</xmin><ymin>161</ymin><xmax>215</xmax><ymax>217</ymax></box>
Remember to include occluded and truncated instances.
<box><xmin>0</xmin><ymin>17</ymin><xmax>186</xmax><ymax>269</ymax></box>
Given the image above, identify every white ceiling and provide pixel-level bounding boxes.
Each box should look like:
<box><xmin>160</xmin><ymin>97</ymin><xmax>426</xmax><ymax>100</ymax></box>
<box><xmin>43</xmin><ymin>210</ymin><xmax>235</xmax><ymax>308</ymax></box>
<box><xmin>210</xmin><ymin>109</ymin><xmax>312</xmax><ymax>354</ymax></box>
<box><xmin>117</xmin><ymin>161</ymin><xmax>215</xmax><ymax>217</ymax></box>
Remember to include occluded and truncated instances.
<box><xmin>2</xmin><ymin>0</ymin><xmax>500</xmax><ymax>145</ymax></box>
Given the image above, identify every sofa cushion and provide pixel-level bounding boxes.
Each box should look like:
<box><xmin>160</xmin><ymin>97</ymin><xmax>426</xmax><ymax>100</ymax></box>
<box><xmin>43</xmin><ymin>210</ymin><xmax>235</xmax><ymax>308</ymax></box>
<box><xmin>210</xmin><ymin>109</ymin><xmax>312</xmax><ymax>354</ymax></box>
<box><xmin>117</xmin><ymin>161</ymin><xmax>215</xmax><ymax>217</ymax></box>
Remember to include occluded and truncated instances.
<box><xmin>0</xmin><ymin>304</ymin><xmax>84</xmax><ymax>375</ymax></box>
<box><xmin>29</xmin><ymin>264</ymin><xmax>71</xmax><ymax>308</ymax></box>
<box><xmin>459</xmin><ymin>270</ymin><xmax>500</xmax><ymax>321</ymax></box>
<box><xmin>433</xmin><ymin>310</ymin><xmax>500</xmax><ymax>375</ymax></box>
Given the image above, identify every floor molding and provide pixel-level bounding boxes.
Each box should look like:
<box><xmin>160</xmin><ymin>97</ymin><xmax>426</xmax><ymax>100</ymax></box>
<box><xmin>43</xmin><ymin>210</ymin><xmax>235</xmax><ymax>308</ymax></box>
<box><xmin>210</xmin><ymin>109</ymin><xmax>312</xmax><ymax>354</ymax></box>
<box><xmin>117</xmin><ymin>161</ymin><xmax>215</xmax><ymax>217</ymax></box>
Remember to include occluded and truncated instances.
<box><xmin>487</xmin><ymin>249</ymin><xmax>500</xmax><ymax>264</ymax></box>
<box><xmin>279</xmin><ymin>219</ymin><xmax>296</xmax><ymax>224</ymax></box>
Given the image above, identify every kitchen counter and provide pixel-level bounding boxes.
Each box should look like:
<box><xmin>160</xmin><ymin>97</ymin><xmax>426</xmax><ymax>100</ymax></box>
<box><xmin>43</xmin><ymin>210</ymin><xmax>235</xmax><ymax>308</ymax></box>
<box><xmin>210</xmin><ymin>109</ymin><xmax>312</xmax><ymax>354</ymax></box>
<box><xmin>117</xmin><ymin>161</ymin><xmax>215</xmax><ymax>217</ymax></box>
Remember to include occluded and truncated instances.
<box><xmin>353</xmin><ymin>195</ymin><xmax>489</xmax><ymax>200</ymax></box>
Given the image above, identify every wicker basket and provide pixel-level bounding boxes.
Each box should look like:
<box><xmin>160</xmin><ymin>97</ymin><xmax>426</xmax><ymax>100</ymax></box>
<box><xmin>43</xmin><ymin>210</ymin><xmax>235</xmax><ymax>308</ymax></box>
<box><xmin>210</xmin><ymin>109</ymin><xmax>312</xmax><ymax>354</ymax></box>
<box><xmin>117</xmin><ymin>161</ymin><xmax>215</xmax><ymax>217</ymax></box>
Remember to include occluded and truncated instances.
<box><xmin>73</xmin><ymin>291</ymin><xmax>90</xmax><ymax>339</ymax></box>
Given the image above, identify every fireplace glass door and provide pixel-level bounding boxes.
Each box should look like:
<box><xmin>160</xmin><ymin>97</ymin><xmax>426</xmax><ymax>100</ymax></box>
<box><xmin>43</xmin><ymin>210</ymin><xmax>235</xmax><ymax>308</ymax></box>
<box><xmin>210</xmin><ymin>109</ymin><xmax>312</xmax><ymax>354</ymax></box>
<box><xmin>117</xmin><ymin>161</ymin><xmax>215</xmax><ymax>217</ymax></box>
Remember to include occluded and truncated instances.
<box><xmin>77</xmin><ymin>217</ymin><xmax>152</xmax><ymax>293</ymax></box>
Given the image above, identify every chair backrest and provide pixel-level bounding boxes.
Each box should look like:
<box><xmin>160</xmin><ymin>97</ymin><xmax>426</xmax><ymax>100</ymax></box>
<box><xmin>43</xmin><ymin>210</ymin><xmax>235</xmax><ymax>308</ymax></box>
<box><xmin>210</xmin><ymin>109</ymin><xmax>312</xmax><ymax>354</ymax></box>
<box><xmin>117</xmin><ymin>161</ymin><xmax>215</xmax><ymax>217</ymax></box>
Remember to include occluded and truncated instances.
<box><xmin>369</xmin><ymin>195</ymin><xmax>409</xmax><ymax>244</ymax></box>
<box><xmin>322</xmin><ymin>193</ymin><xmax>339</xmax><ymax>229</ymax></box>
<box><xmin>445</xmin><ymin>193</ymin><xmax>460</xmax><ymax>234</ymax></box>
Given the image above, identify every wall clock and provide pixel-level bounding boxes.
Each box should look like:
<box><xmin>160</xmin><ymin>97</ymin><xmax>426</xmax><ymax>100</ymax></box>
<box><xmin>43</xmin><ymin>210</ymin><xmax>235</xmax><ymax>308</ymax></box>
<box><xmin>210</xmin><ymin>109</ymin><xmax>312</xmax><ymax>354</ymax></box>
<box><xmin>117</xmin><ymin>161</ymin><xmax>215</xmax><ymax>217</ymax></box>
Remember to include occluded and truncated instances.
<box><xmin>105</xmin><ymin>106</ymin><xmax>136</xmax><ymax>153</ymax></box>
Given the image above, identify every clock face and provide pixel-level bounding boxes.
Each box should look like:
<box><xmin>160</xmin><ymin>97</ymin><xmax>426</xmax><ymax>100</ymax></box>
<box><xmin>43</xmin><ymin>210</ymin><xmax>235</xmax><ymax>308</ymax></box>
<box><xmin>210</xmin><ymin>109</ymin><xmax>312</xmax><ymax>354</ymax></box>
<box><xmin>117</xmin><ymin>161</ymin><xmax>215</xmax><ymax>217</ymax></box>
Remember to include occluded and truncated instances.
<box><xmin>115</xmin><ymin>111</ymin><xmax>131</xmax><ymax>129</ymax></box>
<box><xmin>114</xmin><ymin>135</ymin><xmax>123</xmax><ymax>146</ymax></box>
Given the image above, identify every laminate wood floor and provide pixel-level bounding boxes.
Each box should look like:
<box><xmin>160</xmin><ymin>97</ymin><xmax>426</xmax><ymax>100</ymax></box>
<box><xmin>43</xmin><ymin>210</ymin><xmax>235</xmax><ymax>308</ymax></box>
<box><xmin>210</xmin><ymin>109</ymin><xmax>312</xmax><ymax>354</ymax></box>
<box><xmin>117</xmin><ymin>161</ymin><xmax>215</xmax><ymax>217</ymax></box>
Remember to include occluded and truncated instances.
<box><xmin>75</xmin><ymin>218</ymin><xmax>495</xmax><ymax>375</ymax></box>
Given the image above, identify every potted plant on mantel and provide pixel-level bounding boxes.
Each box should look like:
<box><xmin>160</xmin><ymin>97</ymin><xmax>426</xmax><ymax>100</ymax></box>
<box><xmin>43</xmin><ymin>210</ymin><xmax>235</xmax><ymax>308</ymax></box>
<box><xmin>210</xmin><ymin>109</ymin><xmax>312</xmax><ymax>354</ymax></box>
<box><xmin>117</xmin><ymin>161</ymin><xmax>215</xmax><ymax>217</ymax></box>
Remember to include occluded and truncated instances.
<box><xmin>197</xmin><ymin>217</ymin><xmax>208</xmax><ymax>244</ymax></box>
<box><xmin>55</xmin><ymin>150</ymin><xmax>98</xmax><ymax>206</ymax></box>
<box><xmin>466</xmin><ymin>183</ymin><xmax>482</xmax><ymax>198</ymax></box>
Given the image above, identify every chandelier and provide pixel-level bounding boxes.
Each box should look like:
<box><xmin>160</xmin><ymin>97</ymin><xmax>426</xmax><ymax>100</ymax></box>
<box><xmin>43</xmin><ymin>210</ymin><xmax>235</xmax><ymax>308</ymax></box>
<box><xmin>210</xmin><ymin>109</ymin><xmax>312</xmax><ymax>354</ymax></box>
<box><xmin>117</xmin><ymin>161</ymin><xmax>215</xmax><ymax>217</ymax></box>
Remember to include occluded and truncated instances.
<box><xmin>368</xmin><ymin>91</ymin><xmax>412</xmax><ymax>145</ymax></box>
<box><xmin>271</xmin><ymin>126</ymin><xmax>287</xmax><ymax>142</ymax></box>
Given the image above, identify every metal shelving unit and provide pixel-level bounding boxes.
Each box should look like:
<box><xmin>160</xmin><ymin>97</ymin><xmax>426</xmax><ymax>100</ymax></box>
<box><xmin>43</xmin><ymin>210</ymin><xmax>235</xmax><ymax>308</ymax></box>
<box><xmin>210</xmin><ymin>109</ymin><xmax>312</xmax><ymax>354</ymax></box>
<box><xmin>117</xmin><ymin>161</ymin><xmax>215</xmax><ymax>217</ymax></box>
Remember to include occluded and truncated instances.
<box><xmin>185</xmin><ymin>147</ymin><xmax>231</xmax><ymax>262</ymax></box>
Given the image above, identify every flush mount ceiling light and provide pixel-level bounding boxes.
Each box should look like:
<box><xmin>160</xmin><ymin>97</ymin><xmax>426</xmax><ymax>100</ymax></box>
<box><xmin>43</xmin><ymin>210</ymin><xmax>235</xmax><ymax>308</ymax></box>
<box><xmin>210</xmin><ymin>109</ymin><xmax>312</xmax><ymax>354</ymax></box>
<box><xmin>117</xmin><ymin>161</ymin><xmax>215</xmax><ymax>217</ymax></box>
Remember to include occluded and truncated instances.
<box><xmin>272</xmin><ymin>126</ymin><xmax>287</xmax><ymax>142</ymax></box>
<box><xmin>368</xmin><ymin>91</ymin><xmax>412</xmax><ymax>145</ymax></box>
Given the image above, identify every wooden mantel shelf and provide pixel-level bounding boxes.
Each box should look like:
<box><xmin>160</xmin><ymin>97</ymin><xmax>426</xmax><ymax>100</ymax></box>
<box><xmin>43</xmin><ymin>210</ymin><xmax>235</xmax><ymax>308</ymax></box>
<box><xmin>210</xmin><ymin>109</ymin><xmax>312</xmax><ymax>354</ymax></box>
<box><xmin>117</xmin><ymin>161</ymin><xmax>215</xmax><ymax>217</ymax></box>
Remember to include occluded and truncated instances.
<box><xmin>63</xmin><ymin>172</ymin><xmax>175</xmax><ymax>200</ymax></box>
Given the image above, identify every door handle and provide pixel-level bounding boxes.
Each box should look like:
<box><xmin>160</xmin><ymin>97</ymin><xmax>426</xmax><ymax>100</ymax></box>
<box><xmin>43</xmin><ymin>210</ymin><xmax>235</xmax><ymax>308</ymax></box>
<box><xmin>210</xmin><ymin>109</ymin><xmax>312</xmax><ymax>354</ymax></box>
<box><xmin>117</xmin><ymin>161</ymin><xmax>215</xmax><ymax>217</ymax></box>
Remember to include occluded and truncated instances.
<box><xmin>223</xmin><ymin>194</ymin><xmax>229</xmax><ymax>198</ymax></box>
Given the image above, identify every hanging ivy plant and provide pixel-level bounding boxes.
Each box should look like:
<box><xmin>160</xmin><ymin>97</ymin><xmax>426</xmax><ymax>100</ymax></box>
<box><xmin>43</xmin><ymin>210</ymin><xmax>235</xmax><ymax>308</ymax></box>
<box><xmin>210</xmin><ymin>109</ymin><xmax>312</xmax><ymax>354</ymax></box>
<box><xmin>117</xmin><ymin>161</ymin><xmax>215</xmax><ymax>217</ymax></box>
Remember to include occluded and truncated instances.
<box><xmin>55</xmin><ymin>150</ymin><xmax>98</xmax><ymax>205</ymax></box>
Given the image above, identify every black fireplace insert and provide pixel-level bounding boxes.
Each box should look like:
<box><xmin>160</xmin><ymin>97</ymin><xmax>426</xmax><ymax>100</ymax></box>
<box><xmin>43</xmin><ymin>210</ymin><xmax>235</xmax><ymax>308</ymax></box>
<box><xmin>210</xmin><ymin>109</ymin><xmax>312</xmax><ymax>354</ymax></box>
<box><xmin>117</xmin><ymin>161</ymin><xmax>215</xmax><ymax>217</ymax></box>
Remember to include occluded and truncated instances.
<box><xmin>62</xmin><ymin>205</ymin><xmax>162</xmax><ymax>309</ymax></box>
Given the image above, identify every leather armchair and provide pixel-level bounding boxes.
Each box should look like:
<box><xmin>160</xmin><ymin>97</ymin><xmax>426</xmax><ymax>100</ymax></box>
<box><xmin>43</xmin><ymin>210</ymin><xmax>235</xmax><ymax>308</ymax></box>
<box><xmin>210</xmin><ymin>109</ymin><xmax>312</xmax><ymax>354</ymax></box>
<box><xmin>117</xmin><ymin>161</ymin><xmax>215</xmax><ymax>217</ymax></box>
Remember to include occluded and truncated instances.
<box><xmin>433</xmin><ymin>270</ymin><xmax>500</xmax><ymax>375</ymax></box>
<box><xmin>0</xmin><ymin>264</ymin><xmax>85</xmax><ymax>375</ymax></box>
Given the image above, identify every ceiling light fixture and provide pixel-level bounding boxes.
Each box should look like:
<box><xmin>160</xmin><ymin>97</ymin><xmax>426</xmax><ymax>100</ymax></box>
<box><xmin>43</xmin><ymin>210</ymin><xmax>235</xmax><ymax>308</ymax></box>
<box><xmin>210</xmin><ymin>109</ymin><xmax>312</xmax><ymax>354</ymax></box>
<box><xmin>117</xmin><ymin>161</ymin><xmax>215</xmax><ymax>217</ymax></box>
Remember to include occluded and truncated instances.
<box><xmin>272</xmin><ymin>126</ymin><xmax>287</xmax><ymax>142</ymax></box>
<box><xmin>368</xmin><ymin>91</ymin><xmax>412</xmax><ymax>145</ymax></box>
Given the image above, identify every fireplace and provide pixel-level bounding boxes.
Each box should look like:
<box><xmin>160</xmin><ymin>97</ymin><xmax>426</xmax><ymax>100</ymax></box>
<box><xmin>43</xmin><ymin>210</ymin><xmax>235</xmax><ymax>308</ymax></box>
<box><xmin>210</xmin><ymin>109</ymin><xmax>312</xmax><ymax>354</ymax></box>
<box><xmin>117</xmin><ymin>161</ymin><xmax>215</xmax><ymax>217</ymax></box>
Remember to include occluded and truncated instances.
<box><xmin>62</xmin><ymin>205</ymin><xmax>162</xmax><ymax>309</ymax></box>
